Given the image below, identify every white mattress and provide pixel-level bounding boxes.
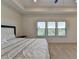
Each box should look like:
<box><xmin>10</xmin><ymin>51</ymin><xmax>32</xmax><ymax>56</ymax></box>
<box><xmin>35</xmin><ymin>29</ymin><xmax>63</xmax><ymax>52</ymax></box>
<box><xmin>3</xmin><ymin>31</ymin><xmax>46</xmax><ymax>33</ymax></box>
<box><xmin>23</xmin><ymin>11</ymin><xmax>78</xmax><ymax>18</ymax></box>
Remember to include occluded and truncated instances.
<box><xmin>1</xmin><ymin>38</ymin><xmax>50</xmax><ymax>59</ymax></box>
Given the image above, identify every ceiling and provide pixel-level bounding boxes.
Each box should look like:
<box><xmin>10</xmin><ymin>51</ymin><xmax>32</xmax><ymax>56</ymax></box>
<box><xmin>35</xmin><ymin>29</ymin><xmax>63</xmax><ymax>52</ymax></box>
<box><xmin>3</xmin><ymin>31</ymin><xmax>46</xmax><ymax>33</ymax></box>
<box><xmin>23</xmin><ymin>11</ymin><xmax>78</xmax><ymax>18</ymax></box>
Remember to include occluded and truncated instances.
<box><xmin>16</xmin><ymin>0</ymin><xmax>76</xmax><ymax>8</ymax></box>
<box><xmin>1</xmin><ymin>0</ymin><xmax>77</xmax><ymax>14</ymax></box>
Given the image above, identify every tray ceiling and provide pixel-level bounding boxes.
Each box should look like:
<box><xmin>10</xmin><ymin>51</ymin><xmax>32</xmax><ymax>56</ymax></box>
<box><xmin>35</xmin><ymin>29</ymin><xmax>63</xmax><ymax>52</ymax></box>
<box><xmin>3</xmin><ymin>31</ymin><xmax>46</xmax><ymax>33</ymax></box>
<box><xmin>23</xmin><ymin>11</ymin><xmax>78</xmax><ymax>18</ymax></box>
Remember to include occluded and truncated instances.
<box><xmin>1</xmin><ymin>0</ymin><xmax>77</xmax><ymax>14</ymax></box>
<box><xmin>16</xmin><ymin>0</ymin><xmax>76</xmax><ymax>7</ymax></box>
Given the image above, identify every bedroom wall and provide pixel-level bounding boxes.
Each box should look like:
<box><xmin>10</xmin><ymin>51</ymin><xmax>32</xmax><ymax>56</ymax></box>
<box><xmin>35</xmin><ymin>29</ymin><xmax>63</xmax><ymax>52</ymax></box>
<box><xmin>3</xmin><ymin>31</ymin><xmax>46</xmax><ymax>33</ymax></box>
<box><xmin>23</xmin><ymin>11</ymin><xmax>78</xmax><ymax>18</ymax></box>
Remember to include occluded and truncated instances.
<box><xmin>22</xmin><ymin>14</ymin><xmax>77</xmax><ymax>43</ymax></box>
<box><xmin>1</xmin><ymin>3</ymin><xmax>23</xmax><ymax>36</ymax></box>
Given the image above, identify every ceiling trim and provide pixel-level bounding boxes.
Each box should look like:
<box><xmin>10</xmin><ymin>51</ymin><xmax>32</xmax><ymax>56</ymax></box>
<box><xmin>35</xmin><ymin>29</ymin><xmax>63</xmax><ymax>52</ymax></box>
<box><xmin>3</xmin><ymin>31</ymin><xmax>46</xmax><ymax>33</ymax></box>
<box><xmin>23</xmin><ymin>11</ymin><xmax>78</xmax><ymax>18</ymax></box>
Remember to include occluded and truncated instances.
<box><xmin>11</xmin><ymin>0</ymin><xmax>24</xmax><ymax>10</ymax></box>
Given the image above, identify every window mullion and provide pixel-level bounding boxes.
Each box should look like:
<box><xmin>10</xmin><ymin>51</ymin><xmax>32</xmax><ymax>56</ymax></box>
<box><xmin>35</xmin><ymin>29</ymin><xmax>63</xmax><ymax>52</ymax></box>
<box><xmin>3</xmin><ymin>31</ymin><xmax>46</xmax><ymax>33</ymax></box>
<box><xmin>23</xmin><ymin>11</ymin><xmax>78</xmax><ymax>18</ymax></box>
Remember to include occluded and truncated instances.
<box><xmin>56</xmin><ymin>21</ymin><xmax>58</xmax><ymax>36</ymax></box>
<box><xmin>45</xmin><ymin>21</ymin><xmax>47</xmax><ymax>37</ymax></box>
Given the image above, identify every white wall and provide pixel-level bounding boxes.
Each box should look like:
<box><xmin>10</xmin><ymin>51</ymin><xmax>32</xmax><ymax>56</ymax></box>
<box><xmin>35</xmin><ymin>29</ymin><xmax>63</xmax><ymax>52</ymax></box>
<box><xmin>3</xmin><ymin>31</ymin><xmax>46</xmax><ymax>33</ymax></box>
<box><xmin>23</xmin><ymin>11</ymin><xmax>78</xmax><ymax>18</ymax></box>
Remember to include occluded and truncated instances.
<box><xmin>1</xmin><ymin>3</ymin><xmax>23</xmax><ymax>36</ymax></box>
<box><xmin>22</xmin><ymin>14</ymin><xmax>77</xmax><ymax>43</ymax></box>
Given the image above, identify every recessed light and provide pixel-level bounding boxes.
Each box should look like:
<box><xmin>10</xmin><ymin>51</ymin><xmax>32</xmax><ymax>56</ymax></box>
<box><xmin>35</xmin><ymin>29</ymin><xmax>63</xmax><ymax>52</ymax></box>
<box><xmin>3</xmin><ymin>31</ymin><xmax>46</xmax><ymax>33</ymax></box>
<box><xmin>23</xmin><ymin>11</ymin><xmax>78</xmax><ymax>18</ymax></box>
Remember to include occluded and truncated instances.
<box><xmin>34</xmin><ymin>0</ymin><xmax>37</xmax><ymax>3</ymax></box>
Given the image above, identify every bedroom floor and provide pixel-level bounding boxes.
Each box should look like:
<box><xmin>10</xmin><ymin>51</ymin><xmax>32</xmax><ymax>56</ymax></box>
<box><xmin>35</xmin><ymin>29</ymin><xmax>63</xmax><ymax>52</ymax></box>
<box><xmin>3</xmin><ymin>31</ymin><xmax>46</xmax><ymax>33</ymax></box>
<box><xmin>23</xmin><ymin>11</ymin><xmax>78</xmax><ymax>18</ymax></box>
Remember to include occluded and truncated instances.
<box><xmin>48</xmin><ymin>43</ymin><xmax>77</xmax><ymax>59</ymax></box>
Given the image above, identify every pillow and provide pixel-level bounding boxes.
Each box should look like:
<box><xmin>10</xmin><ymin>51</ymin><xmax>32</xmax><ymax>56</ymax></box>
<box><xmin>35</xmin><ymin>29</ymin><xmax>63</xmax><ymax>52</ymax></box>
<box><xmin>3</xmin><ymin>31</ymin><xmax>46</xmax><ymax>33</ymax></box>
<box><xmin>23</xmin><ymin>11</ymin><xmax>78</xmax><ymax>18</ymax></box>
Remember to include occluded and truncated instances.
<box><xmin>7</xmin><ymin>33</ymin><xmax>15</xmax><ymax>41</ymax></box>
<box><xmin>1</xmin><ymin>34</ymin><xmax>8</xmax><ymax>44</ymax></box>
<box><xmin>1</xmin><ymin>39</ymin><xmax>8</xmax><ymax>44</ymax></box>
<box><xmin>1</xmin><ymin>28</ymin><xmax>15</xmax><ymax>42</ymax></box>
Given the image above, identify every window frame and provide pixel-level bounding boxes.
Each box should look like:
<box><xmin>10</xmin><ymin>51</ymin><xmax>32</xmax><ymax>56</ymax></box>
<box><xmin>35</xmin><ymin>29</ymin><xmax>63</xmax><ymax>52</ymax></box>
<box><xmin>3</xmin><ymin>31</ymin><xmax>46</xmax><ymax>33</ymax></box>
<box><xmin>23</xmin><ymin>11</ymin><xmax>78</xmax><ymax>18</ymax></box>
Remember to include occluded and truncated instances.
<box><xmin>47</xmin><ymin>21</ymin><xmax>56</xmax><ymax>37</ymax></box>
<box><xmin>36</xmin><ymin>21</ymin><xmax>46</xmax><ymax>37</ymax></box>
<box><xmin>56</xmin><ymin>21</ymin><xmax>67</xmax><ymax>37</ymax></box>
<box><xmin>36</xmin><ymin>20</ymin><xmax>67</xmax><ymax>37</ymax></box>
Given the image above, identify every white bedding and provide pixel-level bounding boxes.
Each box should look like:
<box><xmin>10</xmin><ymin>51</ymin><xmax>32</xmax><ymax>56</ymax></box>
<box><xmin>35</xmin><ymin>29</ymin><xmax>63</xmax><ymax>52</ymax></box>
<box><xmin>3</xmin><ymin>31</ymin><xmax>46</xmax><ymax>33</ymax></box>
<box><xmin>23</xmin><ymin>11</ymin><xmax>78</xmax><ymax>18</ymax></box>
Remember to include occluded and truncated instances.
<box><xmin>1</xmin><ymin>38</ymin><xmax>50</xmax><ymax>59</ymax></box>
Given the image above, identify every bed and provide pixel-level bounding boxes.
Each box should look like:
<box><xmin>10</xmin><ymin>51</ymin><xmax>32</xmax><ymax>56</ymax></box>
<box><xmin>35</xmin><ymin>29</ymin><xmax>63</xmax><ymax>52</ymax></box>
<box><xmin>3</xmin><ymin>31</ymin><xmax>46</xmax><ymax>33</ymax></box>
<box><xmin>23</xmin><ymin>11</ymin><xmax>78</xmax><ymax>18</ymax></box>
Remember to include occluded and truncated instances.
<box><xmin>1</xmin><ymin>25</ymin><xmax>50</xmax><ymax>59</ymax></box>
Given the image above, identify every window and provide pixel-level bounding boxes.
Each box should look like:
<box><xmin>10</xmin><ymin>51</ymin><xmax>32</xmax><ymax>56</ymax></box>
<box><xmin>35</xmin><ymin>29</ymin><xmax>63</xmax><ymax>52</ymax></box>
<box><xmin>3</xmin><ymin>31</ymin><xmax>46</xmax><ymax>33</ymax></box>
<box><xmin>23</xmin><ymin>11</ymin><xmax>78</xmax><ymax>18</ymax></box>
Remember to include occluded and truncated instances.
<box><xmin>37</xmin><ymin>21</ymin><xmax>66</xmax><ymax>37</ymax></box>
<box><xmin>37</xmin><ymin>22</ymin><xmax>46</xmax><ymax>36</ymax></box>
<box><xmin>57</xmin><ymin>22</ymin><xmax>66</xmax><ymax>36</ymax></box>
<box><xmin>47</xmin><ymin>22</ymin><xmax>56</xmax><ymax>36</ymax></box>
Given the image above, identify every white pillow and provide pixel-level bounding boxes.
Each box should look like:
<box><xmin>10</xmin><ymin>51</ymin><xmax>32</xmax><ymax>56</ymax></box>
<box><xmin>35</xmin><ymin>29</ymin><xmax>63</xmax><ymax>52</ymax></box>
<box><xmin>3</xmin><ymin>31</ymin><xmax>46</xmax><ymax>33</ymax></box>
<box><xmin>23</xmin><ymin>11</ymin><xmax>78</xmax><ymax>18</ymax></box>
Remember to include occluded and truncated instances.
<box><xmin>7</xmin><ymin>33</ymin><xmax>15</xmax><ymax>41</ymax></box>
<box><xmin>1</xmin><ymin>39</ymin><xmax>8</xmax><ymax>44</ymax></box>
<box><xmin>1</xmin><ymin>28</ymin><xmax>15</xmax><ymax>42</ymax></box>
<box><xmin>1</xmin><ymin>34</ymin><xmax>8</xmax><ymax>44</ymax></box>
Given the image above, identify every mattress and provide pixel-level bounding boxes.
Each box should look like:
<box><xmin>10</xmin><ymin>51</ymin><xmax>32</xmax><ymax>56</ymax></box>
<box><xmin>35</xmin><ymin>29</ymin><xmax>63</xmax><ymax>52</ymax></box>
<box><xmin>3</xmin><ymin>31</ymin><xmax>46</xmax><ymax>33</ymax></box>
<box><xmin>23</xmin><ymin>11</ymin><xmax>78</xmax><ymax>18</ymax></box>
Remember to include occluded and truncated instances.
<box><xmin>1</xmin><ymin>38</ymin><xmax>50</xmax><ymax>59</ymax></box>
